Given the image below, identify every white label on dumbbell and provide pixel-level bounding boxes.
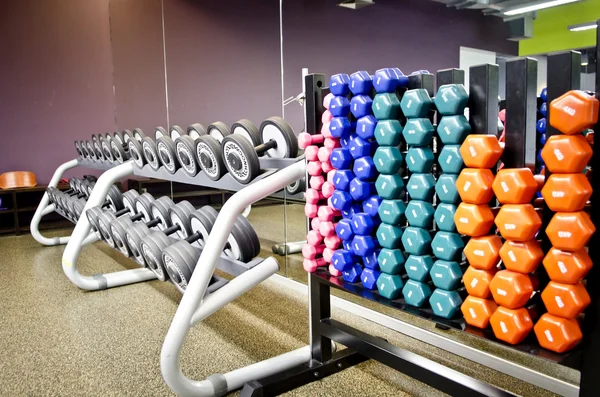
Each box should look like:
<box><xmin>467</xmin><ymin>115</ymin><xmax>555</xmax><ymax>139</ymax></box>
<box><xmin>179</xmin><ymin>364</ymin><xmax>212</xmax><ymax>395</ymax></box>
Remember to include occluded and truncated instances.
<box><xmin>410</xmin><ymin>184</ymin><xmax>418</xmax><ymax>189</ymax></box>
<box><xmin>436</xmin><ymin>247</ymin><xmax>444</xmax><ymax>253</ymax></box>
<box><xmin>469</xmin><ymin>308</ymin><xmax>477</xmax><ymax>319</ymax></box>
<box><xmin>470</xmin><ymin>278</ymin><xmax>479</xmax><ymax>288</ymax></box>
<box><xmin>562</xmin><ymin>105</ymin><xmax>576</xmax><ymax>116</ymax></box>
<box><xmin>434</xmin><ymin>273</ymin><xmax>442</xmax><ymax>278</ymax></box>
<box><xmin>444</xmin><ymin>126</ymin><xmax>451</xmax><ymax>135</ymax></box>
<box><xmin>381</xmin><ymin>181</ymin><xmax>387</xmax><ymax>189</ymax></box>
<box><xmin>439</xmin><ymin>215</ymin><xmax>445</xmax><ymax>223</ymax></box>
<box><xmin>555</xmin><ymin>296</ymin><xmax>565</xmax><ymax>308</ymax></box>
<box><xmin>407</xmin><ymin>129</ymin><xmax>416</xmax><ymax>135</ymax></box>
<box><xmin>554</xmin><ymin>149</ymin><xmax>564</xmax><ymax>161</ymax></box>
<box><xmin>339</xmin><ymin>229</ymin><xmax>345</xmax><ymax>235</ymax></box>
<box><xmin>505</xmin><ymin>224</ymin><xmax>516</xmax><ymax>230</ymax></box>
<box><xmin>474</xmin><ymin>249</ymin><xmax>484</xmax><ymax>256</ymax></box>
<box><xmin>353</xmin><ymin>104</ymin><xmax>358</xmax><ymax>112</ymax></box>
<box><xmin>544</xmin><ymin>329</ymin><xmax>554</xmax><ymax>342</ymax></box>
<box><xmin>357</xmin><ymin>167</ymin><xmax>364</xmax><ymax>172</ymax></box>
<box><xmin>380</xmin><ymin>282</ymin><xmax>386</xmax><ymax>290</ymax></box>
<box><xmin>459</xmin><ymin>217</ymin><xmax>469</xmax><ymax>224</ymax></box>
<box><xmin>442</xmin><ymin>185</ymin><xmax>448</xmax><ymax>193</ymax></box>
<box><xmin>463</xmin><ymin>181</ymin><xmax>471</xmax><ymax>191</ymax></box>
<box><xmin>381</xmin><ymin>258</ymin><xmax>387</xmax><ymax>265</ymax></box>
<box><xmin>501</xmin><ymin>181</ymin><xmax>509</xmax><ymax>193</ymax></box>
<box><xmin>508</xmin><ymin>250</ymin><xmax>517</xmax><ymax>262</ymax></box>
<box><xmin>406</xmin><ymin>99</ymin><xmax>413</xmax><ymax>108</ymax></box>
<box><xmin>378</xmin><ymin>158</ymin><xmax>384</xmax><ymax>166</ymax></box>
<box><xmin>558</xmin><ymin>231</ymin><xmax>572</xmax><ymax>238</ymax></box>
<box><xmin>407</xmin><ymin>290</ymin><xmax>413</xmax><ymax>298</ymax></box>
<box><xmin>354</xmin><ymin>243</ymin><xmax>359</xmax><ymax>251</ymax></box>
<box><xmin>406</xmin><ymin>238</ymin><xmax>412</xmax><ymax>246</ymax></box>
<box><xmin>436</xmin><ymin>302</ymin><xmax>443</xmax><ymax>311</ymax></box>
<box><xmin>409</xmin><ymin>156</ymin><xmax>415</xmax><ymax>164</ymax></box>
<box><xmin>497</xmin><ymin>288</ymin><xmax>507</xmax><ymax>296</ymax></box>
<box><xmin>469</xmin><ymin>146</ymin><xmax>477</xmax><ymax>158</ymax></box>
<box><xmin>558</xmin><ymin>261</ymin><xmax>567</xmax><ymax>274</ymax></box>
<box><xmin>411</xmin><ymin>209</ymin><xmax>417</xmax><ymax>218</ymax></box>
<box><xmin>379</xmin><ymin>233</ymin><xmax>386</xmax><ymax>241</ymax></box>
<box><xmin>409</xmin><ymin>266</ymin><xmax>417</xmax><ymax>271</ymax></box>
<box><xmin>375</xmin><ymin>103</ymin><xmax>381</xmax><ymax>110</ymax></box>
<box><xmin>445</xmin><ymin>155</ymin><xmax>452</xmax><ymax>164</ymax></box>
<box><xmin>383</xmin><ymin>210</ymin><xmax>390</xmax><ymax>215</ymax></box>
<box><xmin>552</xmin><ymin>190</ymin><xmax>565</xmax><ymax>198</ymax></box>
<box><xmin>500</xmin><ymin>321</ymin><xmax>508</xmax><ymax>333</ymax></box>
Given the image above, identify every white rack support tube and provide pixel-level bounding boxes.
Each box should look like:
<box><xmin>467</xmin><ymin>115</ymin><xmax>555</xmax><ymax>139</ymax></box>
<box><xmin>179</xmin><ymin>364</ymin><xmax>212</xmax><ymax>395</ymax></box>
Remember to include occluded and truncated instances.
<box><xmin>62</xmin><ymin>160</ymin><xmax>157</xmax><ymax>290</ymax></box>
<box><xmin>31</xmin><ymin>158</ymin><xmax>80</xmax><ymax>246</ymax></box>
<box><xmin>161</xmin><ymin>160</ymin><xmax>309</xmax><ymax>397</ymax></box>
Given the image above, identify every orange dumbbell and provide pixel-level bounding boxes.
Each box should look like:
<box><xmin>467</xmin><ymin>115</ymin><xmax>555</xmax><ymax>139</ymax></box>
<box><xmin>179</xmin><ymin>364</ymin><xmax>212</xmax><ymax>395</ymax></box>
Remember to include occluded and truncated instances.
<box><xmin>499</xmin><ymin>240</ymin><xmax>544</xmax><ymax>274</ymax></box>
<box><xmin>541</xmin><ymin>281</ymin><xmax>590</xmax><ymax>319</ymax></box>
<box><xmin>534</xmin><ymin>313</ymin><xmax>582</xmax><ymax>353</ymax></box>
<box><xmin>460</xmin><ymin>134</ymin><xmax>504</xmax><ymax>169</ymax></box>
<box><xmin>542</xmin><ymin>247</ymin><xmax>593</xmax><ymax>284</ymax></box>
<box><xmin>490</xmin><ymin>306</ymin><xmax>534</xmax><ymax>345</ymax></box>
<box><xmin>541</xmin><ymin>134</ymin><xmax>592</xmax><ymax>174</ymax></box>
<box><xmin>541</xmin><ymin>173</ymin><xmax>592</xmax><ymax>212</ymax></box>
<box><xmin>492</xmin><ymin>168</ymin><xmax>543</xmax><ymax>205</ymax></box>
<box><xmin>455</xmin><ymin>168</ymin><xmax>495</xmax><ymax>204</ymax></box>
<box><xmin>463</xmin><ymin>266</ymin><xmax>497</xmax><ymax>298</ymax></box>
<box><xmin>494</xmin><ymin>204</ymin><xmax>542</xmax><ymax>242</ymax></box>
<box><xmin>549</xmin><ymin>90</ymin><xmax>599</xmax><ymax>135</ymax></box>
<box><xmin>464</xmin><ymin>235</ymin><xmax>502</xmax><ymax>270</ymax></box>
<box><xmin>546</xmin><ymin>211</ymin><xmax>595</xmax><ymax>251</ymax></box>
<box><xmin>454</xmin><ymin>203</ymin><xmax>495</xmax><ymax>237</ymax></box>
<box><xmin>489</xmin><ymin>270</ymin><xmax>537</xmax><ymax>309</ymax></box>
<box><xmin>462</xmin><ymin>296</ymin><xmax>498</xmax><ymax>329</ymax></box>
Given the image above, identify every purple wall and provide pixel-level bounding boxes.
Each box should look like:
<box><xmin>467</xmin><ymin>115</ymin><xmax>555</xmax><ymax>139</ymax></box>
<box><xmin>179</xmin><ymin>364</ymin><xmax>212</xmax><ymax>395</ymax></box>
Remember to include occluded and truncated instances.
<box><xmin>281</xmin><ymin>0</ymin><xmax>518</xmax><ymax>131</ymax></box>
<box><xmin>0</xmin><ymin>0</ymin><xmax>116</xmax><ymax>184</ymax></box>
<box><xmin>163</xmin><ymin>0</ymin><xmax>281</xmax><ymax>129</ymax></box>
<box><xmin>109</xmin><ymin>0</ymin><xmax>168</xmax><ymax>134</ymax></box>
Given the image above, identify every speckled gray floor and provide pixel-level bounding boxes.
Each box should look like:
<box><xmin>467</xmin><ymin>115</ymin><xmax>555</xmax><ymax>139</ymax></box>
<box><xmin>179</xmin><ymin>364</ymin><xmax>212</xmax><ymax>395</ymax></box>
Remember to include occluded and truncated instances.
<box><xmin>0</xmin><ymin>209</ymin><xmax>577</xmax><ymax>396</ymax></box>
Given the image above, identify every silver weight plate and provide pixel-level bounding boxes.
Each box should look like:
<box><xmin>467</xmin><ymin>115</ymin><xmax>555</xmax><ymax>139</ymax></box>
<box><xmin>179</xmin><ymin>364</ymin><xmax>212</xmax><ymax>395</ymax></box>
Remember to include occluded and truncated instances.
<box><xmin>157</xmin><ymin>139</ymin><xmax>178</xmax><ymax>173</ymax></box>
<box><xmin>176</xmin><ymin>137</ymin><xmax>198</xmax><ymax>176</ymax></box>
<box><xmin>127</xmin><ymin>139</ymin><xmax>144</xmax><ymax>168</ymax></box>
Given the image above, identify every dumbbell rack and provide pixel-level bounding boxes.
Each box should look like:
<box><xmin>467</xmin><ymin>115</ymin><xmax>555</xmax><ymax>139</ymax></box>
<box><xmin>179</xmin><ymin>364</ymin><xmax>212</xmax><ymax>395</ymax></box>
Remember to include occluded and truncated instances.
<box><xmin>242</xmin><ymin>31</ymin><xmax>600</xmax><ymax>397</ymax></box>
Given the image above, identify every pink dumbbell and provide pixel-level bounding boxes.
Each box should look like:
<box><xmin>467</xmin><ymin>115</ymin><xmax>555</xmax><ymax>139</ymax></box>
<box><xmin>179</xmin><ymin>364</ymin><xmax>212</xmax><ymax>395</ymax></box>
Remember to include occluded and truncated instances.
<box><xmin>304</xmin><ymin>258</ymin><xmax>326</xmax><ymax>273</ymax></box>
<box><xmin>326</xmin><ymin>169</ymin><xmax>336</xmax><ymax>182</ymax></box>
<box><xmin>319</xmin><ymin>221</ymin><xmax>338</xmax><ymax>237</ymax></box>
<box><xmin>321</xmin><ymin>161</ymin><xmax>334</xmax><ymax>173</ymax></box>
<box><xmin>311</xmin><ymin>217</ymin><xmax>321</xmax><ymax>231</ymax></box>
<box><xmin>306</xmin><ymin>188</ymin><xmax>325</xmax><ymax>204</ymax></box>
<box><xmin>324</xmin><ymin>235</ymin><xmax>341</xmax><ymax>250</ymax></box>
<box><xmin>324</xmin><ymin>138</ymin><xmax>341</xmax><ymax>150</ymax></box>
<box><xmin>306</xmin><ymin>230</ymin><xmax>323</xmax><ymax>246</ymax></box>
<box><xmin>322</xmin><ymin>248</ymin><xmax>334</xmax><ymax>263</ymax></box>
<box><xmin>321</xmin><ymin>122</ymin><xmax>332</xmax><ymax>138</ymax></box>
<box><xmin>318</xmin><ymin>147</ymin><xmax>332</xmax><ymax>163</ymax></box>
<box><xmin>323</xmin><ymin>93</ymin><xmax>334</xmax><ymax>110</ymax></box>
<box><xmin>321</xmin><ymin>110</ymin><xmax>333</xmax><ymax>124</ymax></box>
<box><xmin>304</xmin><ymin>203</ymin><xmax>318</xmax><ymax>218</ymax></box>
<box><xmin>305</xmin><ymin>145</ymin><xmax>319</xmax><ymax>161</ymax></box>
<box><xmin>321</xmin><ymin>181</ymin><xmax>335</xmax><ymax>198</ymax></box>
<box><xmin>309</xmin><ymin>176</ymin><xmax>325</xmax><ymax>190</ymax></box>
<box><xmin>328</xmin><ymin>265</ymin><xmax>342</xmax><ymax>277</ymax></box>
<box><xmin>318</xmin><ymin>205</ymin><xmax>340</xmax><ymax>221</ymax></box>
<box><xmin>307</xmin><ymin>161</ymin><xmax>323</xmax><ymax>176</ymax></box>
<box><xmin>298</xmin><ymin>132</ymin><xmax>325</xmax><ymax>149</ymax></box>
<box><xmin>303</xmin><ymin>244</ymin><xmax>325</xmax><ymax>260</ymax></box>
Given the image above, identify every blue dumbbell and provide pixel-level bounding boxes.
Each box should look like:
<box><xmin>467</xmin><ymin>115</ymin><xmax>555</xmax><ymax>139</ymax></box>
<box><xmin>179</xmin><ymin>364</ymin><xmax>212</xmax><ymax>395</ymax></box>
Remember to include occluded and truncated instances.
<box><xmin>373</xmin><ymin>68</ymin><xmax>398</xmax><ymax>93</ymax></box>
<box><xmin>349</xmin><ymin>136</ymin><xmax>372</xmax><ymax>159</ymax></box>
<box><xmin>330</xmin><ymin>117</ymin><xmax>352</xmax><ymax>138</ymax></box>
<box><xmin>540</xmin><ymin>87</ymin><xmax>547</xmax><ymax>102</ymax></box>
<box><xmin>340</xmin><ymin>135</ymin><xmax>351</xmax><ymax>148</ymax></box>
<box><xmin>331</xmin><ymin>249</ymin><xmax>354</xmax><ymax>272</ymax></box>
<box><xmin>349</xmin><ymin>71</ymin><xmax>373</xmax><ymax>95</ymax></box>
<box><xmin>349</xmin><ymin>178</ymin><xmax>373</xmax><ymax>201</ymax></box>
<box><xmin>363</xmin><ymin>249</ymin><xmax>381</xmax><ymax>269</ymax></box>
<box><xmin>351</xmin><ymin>212</ymin><xmax>374</xmax><ymax>235</ymax></box>
<box><xmin>540</xmin><ymin>133</ymin><xmax>547</xmax><ymax>145</ymax></box>
<box><xmin>330</xmin><ymin>190</ymin><xmax>353</xmax><ymax>211</ymax></box>
<box><xmin>536</xmin><ymin>118</ymin><xmax>546</xmax><ymax>134</ymax></box>
<box><xmin>329</xmin><ymin>73</ymin><xmax>350</xmax><ymax>96</ymax></box>
<box><xmin>330</xmin><ymin>148</ymin><xmax>353</xmax><ymax>169</ymax></box>
<box><xmin>335</xmin><ymin>218</ymin><xmax>354</xmax><ymax>241</ymax></box>
<box><xmin>390</xmin><ymin>67</ymin><xmax>408</xmax><ymax>88</ymax></box>
<box><xmin>351</xmin><ymin>95</ymin><xmax>373</xmax><ymax>118</ymax></box>
<box><xmin>356</xmin><ymin>115</ymin><xmax>377</xmax><ymax>140</ymax></box>
<box><xmin>352</xmin><ymin>235</ymin><xmax>376</xmax><ymax>257</ymax></box>
<box><xmin>330</xmin><ymin>96</ymin><xmax>350</xmax><ymax>117</ymax></box>
<box><xmin>353</xmin><ymin>157</ymin><xmax>377</xmax><ymax>181</ymax></box>
<box><xmin>402</xmin><ymin>280</ymin><xmax>432</xmax><ymax>307</ymax></box>
<box><xmin>343</xmin><ymin>263</ymin><xmax>362</xmax><ymax>283</ymax></box>
<box><xmin>362</xmin><ymin>196</ymin><xmax>382</xmax><ymax>218</ymax></box>
<box><xmin>540</xmin><ymin>102</ymin><xmax>547</xmax><ymax>117</ymax></box>
<box><xmin>405</xmin><ymin>255</ymin><xmax>433</xmax><ymax>282</ymax></box>
<box><xmin>342</xmin><ymin>203</ymin><xmax>362</xmax><ymax>220</ymax></box>
<box><xmin>429</xmin><ymin>289</ymin><xmax>463</xmax><ymax>318</ymax></box>
<box><xmin>343</xmin><ymin>239</ymin><xmax>353</xmax><ymax>252</ymax></box>
<box><xmin>361</xmin><ymin>268</ymin><xmax>381</xmax><ymax>290</ymax></box>
<box><xmin>332</xmin><ymin>170</ymin><xmax>354</xmax><ymax>191</ymax></box>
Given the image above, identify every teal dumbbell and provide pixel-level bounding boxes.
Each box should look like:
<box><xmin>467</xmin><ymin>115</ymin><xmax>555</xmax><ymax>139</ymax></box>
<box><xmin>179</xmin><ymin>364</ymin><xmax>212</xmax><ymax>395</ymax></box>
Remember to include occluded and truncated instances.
<box><xmin>429</xmin><ymin>260</ymin><xmax>463</xmax><ymax>290</ymax></box>
<box><xmin>402</xmin><ymin>118</ymin><xmax>434</xmax><ymax>146</ymax></box>
<box><xmin>372</xmin><ymin>93</ymin><xmax>400</xmax><ymax>120</ymax></box>
<box><xmin>435</xmin><ymin>174</ymin><xmax>459</xmax><ymax>204</ymax></box>
<box><xmin>377</xmin><ymin>273</ymin><xmax>405</xmax><ymax>299</ymax></box>
<box><xmin>429</xmin><ymin>288</ymin><xmax>463</xmax><ymax>318</ymax></box>
<box><xmin>407</xmin><ymin>173</ymin><xmax>436</xmax><ymax>201</ymax></box>
<box><xmin>378</xmin><ymin>248</ymin><xmax>405</xmax><ymax>274</ymax></box>
<box><xmin>375</xmin><ymin>174</ymin><xmax>405</xmax><ymax>199</ymax></box>
<box><xmin>401</xmin><ymin>227</ymin><xmax>432</xmax><ymax>256</ymax></box>
<box><xmin>431</xmin><ymin>231</ymin><xmax>465</xmax><ymax>261</ymax></box>
<box><xmin>405</xmin><ymin>200</ymin><xmax>435</xmax><ymax>228</ymax></box>
<box><xmin>374</xmin><ymin>120</ymin><xmax>403</xmax><ymax>146</ymax></box>
<box><xmin>434</xmin><ymin>84</ymin><xmax>469</xmax><ymax>116</ymax></box>
<box><xmin>436</xmin><ymin>115</ymin><xmax>471</xmax><ymax>145</ymax></box>
<box><xmin>373</xmin><ymin>146</ymin><xmax>403</xmax><ymax>174</ymax></box>
<box><xmin>377</xmin><ymin>199</ymin><xmax>406</xmax><ymax>224</ymax></box>
<box><xmin>400</xmin><ymin>89</ymin><xmax>433</xmax><ymax>118</ymax></box>
<box><xmin>437</xmin><ymin>145</ymin><xmax>464</xmax><ymax>174</ymax></box>
<box><xmin>406</xmin><ymin>147</ymin><xmax>435</xmax><ymax>173</ymax></box>
<box><xmin>434</xmin><ymin>203</ymin><xmax>457</xmax><ymax>232</ymax></box>
<box><xmin>402</xmin><ymin>279</ymin><xmax>432</xmax><ymax>307</ymax></box>
<box><xmin>376</xmin><ymin>223</ymin><xmax>403</xmax><ymax>249</ymax></box>
<box><xmin>405</xmin><ymin>254</ymin><xmax>433</xmax><ymax>282</ymax></box>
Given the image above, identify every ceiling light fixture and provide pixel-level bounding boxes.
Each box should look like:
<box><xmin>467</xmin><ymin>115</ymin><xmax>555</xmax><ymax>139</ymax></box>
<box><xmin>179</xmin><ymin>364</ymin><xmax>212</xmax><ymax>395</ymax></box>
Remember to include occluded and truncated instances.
<box><xmin>568</xmin><ymin>22</ymin><xmax>598</xmax><ymax>32</ymax></box>
<box><xmin>503</xmin><ymin>0</ymin><xmax>582</xmax><ymax>16</ymax></box>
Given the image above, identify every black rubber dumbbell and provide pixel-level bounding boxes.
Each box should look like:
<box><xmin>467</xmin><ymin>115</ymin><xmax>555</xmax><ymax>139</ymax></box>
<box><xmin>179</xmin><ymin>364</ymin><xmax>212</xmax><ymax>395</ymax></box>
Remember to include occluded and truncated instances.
<box><xmin>174</xmin><ymin>123</ymin><xmax>207</xmax><ymax>177</ymax></box>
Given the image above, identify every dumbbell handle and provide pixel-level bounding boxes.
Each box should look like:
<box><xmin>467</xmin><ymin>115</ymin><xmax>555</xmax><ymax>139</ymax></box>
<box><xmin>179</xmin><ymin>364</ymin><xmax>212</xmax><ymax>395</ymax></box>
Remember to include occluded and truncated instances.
<box><xmin>254</xmin><ymin>139</ymin><xmax>277</xmax><ymax>156</ymax></box>
<box><xmin>114</xmin><ymin>207</ymin><xmax>130</xmax><ymax>218</ymax></box>
<box><xmin>162</xmin><ymin>224</ymin><xmax>181</xmax><ymax>236</ymax></box>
